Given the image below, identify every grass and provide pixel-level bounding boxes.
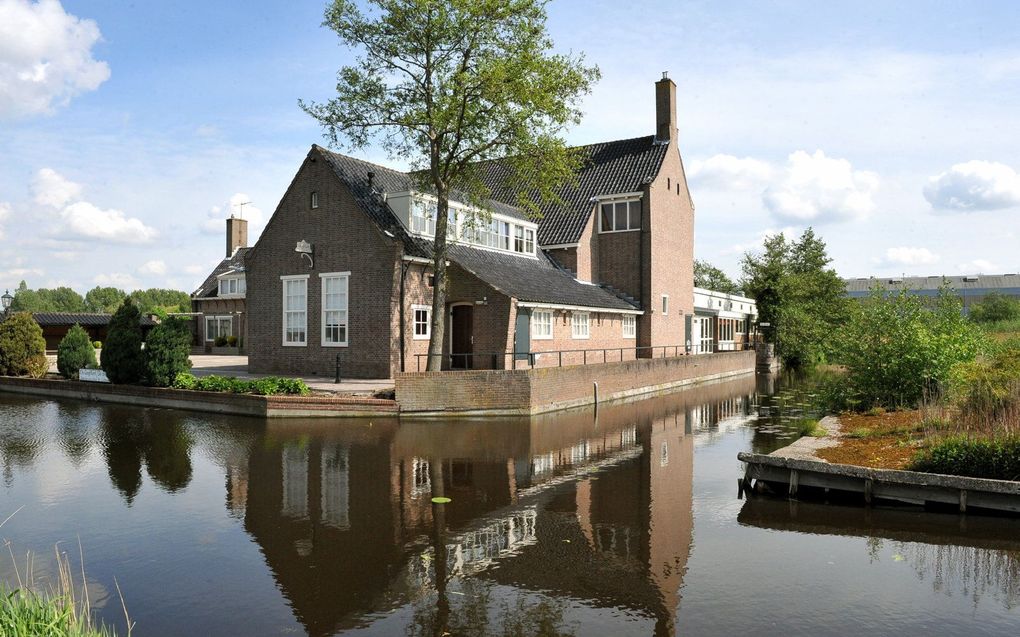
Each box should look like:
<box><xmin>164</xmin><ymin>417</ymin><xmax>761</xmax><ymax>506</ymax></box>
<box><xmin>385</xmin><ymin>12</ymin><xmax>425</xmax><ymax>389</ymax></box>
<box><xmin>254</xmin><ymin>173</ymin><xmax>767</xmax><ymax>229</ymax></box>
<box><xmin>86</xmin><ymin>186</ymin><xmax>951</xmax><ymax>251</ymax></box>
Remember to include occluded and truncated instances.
<box><xmin>0</xmin><ymin>511</ymin><xmax>131</xmax><ymax>637</ymax></box>
<box><xmin>910</xmin><ymin>435</ymin><xmax>1020</xmax><ymax>481</ymax></box>
<box><xmin>795</xmin><ymin>418</ymin><xmax>827</xmax><ymax>438</ymax></box>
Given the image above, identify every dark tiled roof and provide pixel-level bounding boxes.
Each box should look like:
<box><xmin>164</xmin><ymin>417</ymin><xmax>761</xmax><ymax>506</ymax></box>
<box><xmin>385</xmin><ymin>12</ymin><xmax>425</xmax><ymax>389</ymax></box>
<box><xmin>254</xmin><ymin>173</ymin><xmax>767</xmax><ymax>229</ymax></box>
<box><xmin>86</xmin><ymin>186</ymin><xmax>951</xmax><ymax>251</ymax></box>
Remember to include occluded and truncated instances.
<box><xmin>192</xmin><ymin>247</ymin><xmax>251</xmax><ymax>298</ymax></box>
<box><xmin>473</xmin><ymin>136</ymin><xmax>670</xmax><ymax>245</ymax></box>
<box><xmin>845</xmin><ymin>274</ymin><xmax>1020</xmax><ymax>296</ymax></box>
<box><xmin>447</xmin><ymin>244</ymin><xmax>638</xmax><ymax>311</ymax></box>
<box><xmin>32</xmin><ymin>313</ymin><xmax>157</xmax><ymax>327</ymax></box>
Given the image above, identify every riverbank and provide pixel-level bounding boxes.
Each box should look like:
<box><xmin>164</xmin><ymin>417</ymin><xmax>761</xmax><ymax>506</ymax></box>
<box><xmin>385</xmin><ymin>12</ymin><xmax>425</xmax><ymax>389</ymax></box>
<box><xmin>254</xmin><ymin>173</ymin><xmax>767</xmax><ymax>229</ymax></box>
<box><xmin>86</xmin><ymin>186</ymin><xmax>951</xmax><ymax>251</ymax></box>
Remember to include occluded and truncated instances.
<box><xmin>739</xmin><ymin>413</ymin><xmax>1020</xmax><ymax>515</ymax></box>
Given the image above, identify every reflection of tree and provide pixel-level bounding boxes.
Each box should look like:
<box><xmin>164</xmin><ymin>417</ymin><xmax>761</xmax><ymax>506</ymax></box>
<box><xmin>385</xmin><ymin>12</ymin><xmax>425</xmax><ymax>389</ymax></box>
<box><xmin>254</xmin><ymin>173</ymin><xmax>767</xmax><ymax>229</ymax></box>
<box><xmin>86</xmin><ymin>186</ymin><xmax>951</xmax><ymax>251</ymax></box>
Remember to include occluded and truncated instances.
<box><xmin>101</xmin><ymin>411</ymin><xmax>195</xmax><ymax>503</ymax></box>
<box><xmin>897</xmin><ymin>542</ymin><xmax>1020</xmax><ymax>610</ymax></box>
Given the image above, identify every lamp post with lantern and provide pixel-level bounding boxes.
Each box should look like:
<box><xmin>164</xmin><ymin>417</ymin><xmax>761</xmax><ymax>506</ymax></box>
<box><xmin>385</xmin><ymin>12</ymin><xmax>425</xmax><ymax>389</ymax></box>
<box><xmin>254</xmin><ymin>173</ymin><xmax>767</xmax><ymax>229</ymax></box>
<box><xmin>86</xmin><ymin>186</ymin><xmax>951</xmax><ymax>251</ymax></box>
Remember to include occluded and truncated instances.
<box><xmin>1</xmin><ymin>289</ymin><xmax>13</xmax><ymax>318</ymax></box>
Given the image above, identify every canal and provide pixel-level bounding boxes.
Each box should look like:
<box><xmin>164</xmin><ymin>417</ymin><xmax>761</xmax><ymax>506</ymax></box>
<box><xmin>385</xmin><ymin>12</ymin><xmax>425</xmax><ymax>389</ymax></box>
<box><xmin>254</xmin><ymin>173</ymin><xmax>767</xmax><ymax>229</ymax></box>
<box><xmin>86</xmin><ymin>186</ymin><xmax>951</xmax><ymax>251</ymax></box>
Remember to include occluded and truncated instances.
<box><xmin>1</xmin><ymin>374</ymin><xmax>1018</xmax><ymax>636</ymax></box>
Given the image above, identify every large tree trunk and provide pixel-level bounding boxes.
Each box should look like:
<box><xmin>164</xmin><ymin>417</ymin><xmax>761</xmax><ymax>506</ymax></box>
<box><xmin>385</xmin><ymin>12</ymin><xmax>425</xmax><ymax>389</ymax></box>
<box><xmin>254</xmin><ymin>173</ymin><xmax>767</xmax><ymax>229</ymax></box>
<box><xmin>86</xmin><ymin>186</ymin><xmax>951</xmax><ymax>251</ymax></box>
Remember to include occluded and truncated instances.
<box><xmin>425</xmin><ymin>191</ymin><xmax>450</xmax><ymax>372</ymax></box>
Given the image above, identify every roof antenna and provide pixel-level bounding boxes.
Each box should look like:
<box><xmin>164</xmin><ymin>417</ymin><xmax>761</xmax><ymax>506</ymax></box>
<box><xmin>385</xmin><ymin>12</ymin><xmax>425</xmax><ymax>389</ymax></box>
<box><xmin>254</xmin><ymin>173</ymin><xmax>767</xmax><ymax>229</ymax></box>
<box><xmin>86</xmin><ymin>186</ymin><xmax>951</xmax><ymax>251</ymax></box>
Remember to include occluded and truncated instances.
<box><xmin>235</xmin><ymin>201</ymin><xmax>252</xmax><ymax>219</ymax></box>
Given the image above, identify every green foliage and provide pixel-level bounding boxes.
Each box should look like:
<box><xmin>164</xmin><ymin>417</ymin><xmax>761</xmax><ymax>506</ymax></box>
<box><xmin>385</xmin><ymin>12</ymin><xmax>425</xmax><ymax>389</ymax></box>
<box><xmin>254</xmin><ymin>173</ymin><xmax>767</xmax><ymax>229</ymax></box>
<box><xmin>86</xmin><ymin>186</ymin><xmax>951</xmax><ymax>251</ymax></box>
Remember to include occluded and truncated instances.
<box><xmin>832</xmin><ymin>287</ymin><xmax>985</xmax><ymax>410</ymax></box>
<box><xmin>171</xmin><ymin>373</ymin><xmax>310</xmax><ymax>396</ymax></box>
<box><xmin>0</xmin><ymin>312</ymin><xmax>48</xmax><ymax>377</ymax></box>
<box><xmin>969</xmin><ymin>292</ymin><xmax>1020</xmax><ymax>324</ymax></box>
<box><xmin>101</xmin><ymin>299</ymin><xmax>145</xmax><ymax>384</ymax></box>
<box><xmin>83</xmin><ymin>286</ymin><xmax>127</xmax><ymax>314</ymax></box>
<box><xmin>144</xmin><ymin>317</ymin><xmax>193</xmax><ymax>387</ymax></box>
<box><xmin>302</xmin><ymin>0</ymin><xmax>600</xmax><ymax>370</ymax></box>
<box><xmin>127</xmin><ymin>289</ymin><xmax>191</xmax><ymax>315</ymax></box>
<box><xmin>57</xmin><ymin>324</ymin><xmax>97</xmax><ymax>379</ymax></box>
<box><xmin>226</xmin><ymin>335</ymin><xmax>238</xmax><ymax>347</ymax></box>
<box><xmin>949</xmin><ymin>338</ymin><xmax>1020</xmax><ymax>427</ymax></box>
<box><xmin>694</xmin><ymin>259</ymin><xmax>740</xmax><ymax>294</ymax></box>
<box><xmin>213</xmin><ymin>335</ymin><xmax>228</xmax><ymax>347</ymax></box>
<box><xmin>92</xmin><ymin>341</ymin><xmax>102</xmax><ymax>349</ymax></box>
<box><xmin>8</xmin><ymin>281</ymin><xmax>86</xmax><ymax>313</ymax></box>
<box><xmin>0</xmin><ymin>587</ymin><xmax>120</xmax><ymax>637</ymax></box>
<box><xmin>741</xmin><ymin>228</ymin><xmax>848</xmax><ymax>368</ymax></box>
<box><xmin>911</xmin><ymin>436</ymin><xmax>1020</xmax><ymax>480</ymax></box>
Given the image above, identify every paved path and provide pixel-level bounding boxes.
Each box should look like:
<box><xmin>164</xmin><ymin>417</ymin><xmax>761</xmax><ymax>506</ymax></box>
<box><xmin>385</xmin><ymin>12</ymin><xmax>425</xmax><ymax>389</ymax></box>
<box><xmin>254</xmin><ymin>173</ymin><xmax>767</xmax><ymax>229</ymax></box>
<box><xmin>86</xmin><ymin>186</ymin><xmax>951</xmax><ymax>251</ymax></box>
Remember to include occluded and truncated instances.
<box><xmin>189</xmin><ymin>355</ymin><xmax>393</xmax><ymax>395</ymax></box>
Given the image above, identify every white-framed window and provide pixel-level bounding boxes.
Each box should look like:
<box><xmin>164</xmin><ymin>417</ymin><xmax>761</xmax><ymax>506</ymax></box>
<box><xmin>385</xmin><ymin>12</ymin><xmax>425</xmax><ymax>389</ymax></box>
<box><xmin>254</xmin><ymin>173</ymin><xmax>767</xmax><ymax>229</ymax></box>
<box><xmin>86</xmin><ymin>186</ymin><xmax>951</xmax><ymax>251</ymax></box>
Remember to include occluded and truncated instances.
<box><xmin>571</xmin><ymin>312</ymin><xmax>590</xmax><ymax>339</ymax></box>
<box><xmin>320</xmin><ymin>272</ymin><xmax>349</xmax><ymax>347</ymax></box>
<box><xmin>411</xmin><ymin>200</ymin><xmax>436</xmax><ymax>235</ymax></box>
<box><xmin>622</xmin><ymin>315</ymin><xmax>636</xmax><ymax>339</ymax></box>
<box><xmin>661</xmin><ymin>294</ymin><xmax>669</xmax><ymax>316</ymax></box>
<box><xmin>281</xmin><ymin>275</ymin><xmax>309</xmax><ymax>346</ymax></box>
<box><xmin>532</xmin><ymin>309</ymin><xmax>553</xmax><ymax>340</ymax></box>
<box><xmin>311</xmin><ymin>191</ymin><xmax>319</xmax><ymax>209</ymax></box>
<box><xmin>204</xmin><ymin>316</ymin><xmax>232</xmax><ymax>342</ymax></box>
<box><xmin>599</xmin><ymin>199</ymin><xmax>642</xmax><ymax>233</ymax></box>
<box><xmin>218</xmin><ymin>276</ymin><xmax>246</xmax><ymax>297</ymax></box>
<box><xmin>412</xmin><ymin>304</ymin><xmax>431</xmax><ymax>340</ymax></box>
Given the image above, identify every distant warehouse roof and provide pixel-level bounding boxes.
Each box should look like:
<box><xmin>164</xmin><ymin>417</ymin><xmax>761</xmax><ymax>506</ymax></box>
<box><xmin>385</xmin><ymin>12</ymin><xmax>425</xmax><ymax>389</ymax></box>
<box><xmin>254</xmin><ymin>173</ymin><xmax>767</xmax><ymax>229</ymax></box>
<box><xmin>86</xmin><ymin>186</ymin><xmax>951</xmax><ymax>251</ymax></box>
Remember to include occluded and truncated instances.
<box><xmin>845</xmin><ymin>274</ymin><xmax>1020</xmax><ymax>298</ymax></box>
<box><xmin>32</xmin><ymin>313</ymin><xmax>158</xmax><ymax>327</ymax></box>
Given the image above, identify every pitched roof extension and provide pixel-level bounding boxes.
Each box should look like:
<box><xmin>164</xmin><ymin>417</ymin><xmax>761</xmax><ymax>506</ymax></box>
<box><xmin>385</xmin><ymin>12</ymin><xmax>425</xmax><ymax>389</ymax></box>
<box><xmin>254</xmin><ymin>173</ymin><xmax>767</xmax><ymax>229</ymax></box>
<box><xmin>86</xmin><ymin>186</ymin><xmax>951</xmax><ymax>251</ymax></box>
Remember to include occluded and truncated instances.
<box><xmin>192</xmin><ymin>247</ymin><xmax>250</xmax><ymax>299</ymax></box>
<box><xmin>33</xmin><ymin>313</ymin><xmax>157</xmax><ymax>327</ymax></box>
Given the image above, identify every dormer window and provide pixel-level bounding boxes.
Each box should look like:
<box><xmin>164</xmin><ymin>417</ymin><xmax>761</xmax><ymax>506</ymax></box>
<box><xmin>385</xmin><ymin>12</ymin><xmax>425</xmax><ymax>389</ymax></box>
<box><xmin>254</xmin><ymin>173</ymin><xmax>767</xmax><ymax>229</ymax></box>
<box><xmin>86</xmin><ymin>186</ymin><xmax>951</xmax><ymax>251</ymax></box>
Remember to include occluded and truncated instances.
<box><xmin>404</xmin><ymin>194</ymin><xmax>537</xmax><ymax>257</ymax></box>
<box><xmin>218</xmin><ymin>275</ymin><xmax>246</xmax><ymax>297</ymax></box>
<box><xmin>599</xmin><ymin>199</ymin><xmax>642</xmax><ymax>233</ymax></box>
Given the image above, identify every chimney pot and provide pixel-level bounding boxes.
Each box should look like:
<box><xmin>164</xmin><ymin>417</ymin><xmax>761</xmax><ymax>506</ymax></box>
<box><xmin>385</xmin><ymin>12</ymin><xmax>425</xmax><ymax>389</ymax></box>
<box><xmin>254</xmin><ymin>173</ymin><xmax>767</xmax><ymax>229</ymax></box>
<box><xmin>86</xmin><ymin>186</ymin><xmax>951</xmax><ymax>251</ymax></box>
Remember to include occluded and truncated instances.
<box><xmin>226</xmin><ymin>216</ymin><xmax>249</xmax><ymax>258</ymax></box>
<box><xmin>655</xmin><ymin>73</ymin><xmax>677</xmax><ymax>143</ymax></box>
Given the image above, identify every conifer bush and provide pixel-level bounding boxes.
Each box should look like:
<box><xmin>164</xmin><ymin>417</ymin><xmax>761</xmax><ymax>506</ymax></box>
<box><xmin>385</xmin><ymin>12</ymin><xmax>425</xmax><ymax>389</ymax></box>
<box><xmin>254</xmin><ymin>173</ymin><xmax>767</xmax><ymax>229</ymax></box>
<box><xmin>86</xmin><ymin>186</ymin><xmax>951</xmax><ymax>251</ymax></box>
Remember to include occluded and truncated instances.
<box><xmin>144</xmin><ymin>316</ymin><xmax>193</xmax><ymax>387</ymax></box>
<box><xmin>101</xmin><ymin>299</ymin><xmax>146</xmax><ymax>384</ymax></box>
<box><xmin>0</xmin><ymin>312</ymin><xmax>48</xmax><ymax>378</ymax></box>
<box><xmin>57</xmin><ymin>324</ymin><xmax>97</xmax><ymax>379</ymax></box>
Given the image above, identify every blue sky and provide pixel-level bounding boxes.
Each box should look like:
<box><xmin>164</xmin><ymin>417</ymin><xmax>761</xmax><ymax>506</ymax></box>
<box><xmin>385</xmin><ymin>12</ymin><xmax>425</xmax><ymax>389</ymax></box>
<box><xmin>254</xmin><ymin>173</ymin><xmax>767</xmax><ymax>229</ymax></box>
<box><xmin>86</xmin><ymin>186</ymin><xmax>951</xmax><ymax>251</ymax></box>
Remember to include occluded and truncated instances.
<box><xmin>2</xmin><ymin>0</ymin><xmax>1019</xmax><ymax>294</ymax></box>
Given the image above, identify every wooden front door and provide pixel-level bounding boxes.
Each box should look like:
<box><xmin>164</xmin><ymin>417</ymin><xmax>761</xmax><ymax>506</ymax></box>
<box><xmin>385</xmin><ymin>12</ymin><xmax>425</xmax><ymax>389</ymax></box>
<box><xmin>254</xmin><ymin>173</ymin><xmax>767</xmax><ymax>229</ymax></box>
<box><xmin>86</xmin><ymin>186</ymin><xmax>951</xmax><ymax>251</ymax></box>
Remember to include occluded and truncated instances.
<box><xmin>451</xmin><ymin>305</ymin><xmax>473</xmax><ymax>369</ymax></box>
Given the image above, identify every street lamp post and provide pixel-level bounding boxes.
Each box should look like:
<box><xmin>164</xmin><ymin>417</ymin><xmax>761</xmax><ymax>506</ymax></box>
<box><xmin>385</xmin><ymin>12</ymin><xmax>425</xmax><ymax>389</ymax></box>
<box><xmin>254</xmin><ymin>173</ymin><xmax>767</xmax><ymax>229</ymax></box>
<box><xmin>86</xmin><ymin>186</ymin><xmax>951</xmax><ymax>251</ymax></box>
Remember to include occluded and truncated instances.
<box><xmin>1</xmin><ymin>289</ymin><xmax>12</xmax><ymax>317</ymax></box>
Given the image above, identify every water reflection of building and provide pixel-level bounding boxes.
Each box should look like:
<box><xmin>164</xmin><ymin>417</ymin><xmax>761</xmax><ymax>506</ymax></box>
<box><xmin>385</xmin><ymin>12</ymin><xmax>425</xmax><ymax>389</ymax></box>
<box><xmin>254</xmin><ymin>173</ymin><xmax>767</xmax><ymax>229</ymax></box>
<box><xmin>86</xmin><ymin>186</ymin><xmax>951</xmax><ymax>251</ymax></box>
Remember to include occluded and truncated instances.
<box><xmin>238</xmin><ymin>375</ymin><xmax>757</xmax><ymax>637</ymax></box>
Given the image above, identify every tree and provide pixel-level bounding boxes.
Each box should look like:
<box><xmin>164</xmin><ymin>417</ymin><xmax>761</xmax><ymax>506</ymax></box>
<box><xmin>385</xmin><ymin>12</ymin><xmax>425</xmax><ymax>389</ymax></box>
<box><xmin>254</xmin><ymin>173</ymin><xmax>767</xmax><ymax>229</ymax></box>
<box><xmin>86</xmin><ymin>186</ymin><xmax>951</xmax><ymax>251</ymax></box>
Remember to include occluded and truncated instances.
<box><xmin>128</xmin><ymin>288</ymin><xmax>191</xmax><ymax>314</ymax></box>
<box><xmin>969</xmin><ymin>292</ymin><xmax>1020</xmax><ymax>324</ymax></box>
<box><xmin>84</xmin><ymin>286</ymin><xmax>128</xmax><ymax>313</ymax></box>
<box><xmin>101</xmin><ymin>298</ymin><xmax>146</xmax><ymax>384</ymax></box>
<box><xmin>145</xmin><ymin>316</ymin><xmax>193</xmax><ymax>387</ymax></box>
<box><xmin>694</xmin><ymin>259</ymin><xmax>740</xmax><ymax>294</ymax></box>
<box><xmin>301</xmin><ymin>0</ymin><xmax>599</xmax><ymax>370</ymax></box>
<box><xmin>741</xmin><ymin>228</ymin><xmax>847</xmax><ymax>368</ymax></box>
<box><xmin>56</xmin><ymin>324</ymin><xmax>97</xmax><ymax>379</ymax></box>
<box><xmin>9</xmin><ymin>281</ymin><xmax>85</xmax><ymax>313</ymax></box>
<box><xmin>833</xmin><ymin>288</ymin><xmax>984</xmax><ymax>409</ymax></box>
<box><xmin>0</xmin><ymin>312</ymin><xmax>48</xmax><ymax>378</ymax></box>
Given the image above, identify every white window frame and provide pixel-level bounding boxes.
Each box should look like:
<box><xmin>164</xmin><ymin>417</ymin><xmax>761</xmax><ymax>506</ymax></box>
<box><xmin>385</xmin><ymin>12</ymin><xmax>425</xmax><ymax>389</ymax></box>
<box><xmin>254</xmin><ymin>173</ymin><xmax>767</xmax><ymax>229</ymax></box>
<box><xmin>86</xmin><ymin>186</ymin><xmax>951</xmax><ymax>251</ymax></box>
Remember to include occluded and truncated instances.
<box><xmin>531</xmin><ymin>309</ymin><xmax>553</xmax><ymax>340</ymax></box>
<box><xmin>622</xmin><ymin>315</ymin><xmax>636</xmax><ymax>339</ymax></box>
<box><xmin>571</xmin><ymin>311</ymin><xmax>590</xmax><ymax>340</ymax></box>
<box><xmin>598</xmin><ymin>198</ymin><xmax>642</xmax><ymax>233</ymax></box>
<box><xmin>311</xmin><ymin>191</ymin><xmax>319</xmax><ymax>209</ymax></box>
<box><xmin>412</xmin><ymin>304</ymin><xmax>431</xmax><ymax>340</ymax></box>
<box><xmin>281</xmin><ymin>274</ymin><xmax>309</xmax><ymax>347</ymax></box>
<box><xmin>217</xmin><ymin>275</ymin><xmax>246</xmax><ymax>298</ymax></box>
<box><xmin>320</xmin><ymin>272</ymin><xmax>350</xmax><ymax>347</ymax></box>
<box><xmin>204</xmin><ymin>315</ymin><xmax>232</xmax><ymax>342</ymax></box>
<box><xmin>661</xmin><ymin>294</ymin><xmax>670</xmax><ymax>316</ymax></box>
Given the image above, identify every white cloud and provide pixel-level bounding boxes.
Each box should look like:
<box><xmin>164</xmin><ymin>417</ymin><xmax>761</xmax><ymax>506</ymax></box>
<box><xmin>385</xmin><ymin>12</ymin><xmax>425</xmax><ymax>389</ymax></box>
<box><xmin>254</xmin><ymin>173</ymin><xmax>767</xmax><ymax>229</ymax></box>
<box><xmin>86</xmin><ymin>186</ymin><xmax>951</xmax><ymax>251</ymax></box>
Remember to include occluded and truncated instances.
<box><xmin>762</xmin><ymin>150</ymin><xmax>879</xmax><ymax>223</ymax></box>
<box><xmin>0</xmin><ymin>267</ymin><xmax>44</xmax><ymax>281</ymax></box>
<box><xmin>723</xmin><ymin>226</ymin><xmax>800</xmax><ymax>256</ymax></box>
<box><xmin>688</xmin><ymin>154</ymin><xmax>773</xmax><ymax>190</ymax></box>
<box><xmin>202</xmin><ymin>193</ymin><xmax>264</xmax><ymax>235</ymax></box>
<box><xmin>957</xmin><ymin>259</ymin><xmax>999</xmax><ymax>273</ymax></box>
<box><xmin>183</xmin><ymin>264</ymin><xmax>207</xmax><ymax>275</ymax></box>
<box><xmin>0</xmin><ymin>0</ymin><xmax>110</xmax><ymax>119</ymax></box>
<box><xmin>32</xmin><ymin>167</ymin><xmax>82</xmax><ymax>208</ymax></box>
<box><xmin>138</xmin><ymin>259</ymin><xmax>167</xmax><ymax>276</ymax></box>
<box><xmin>31</xmin><ymin>168</ymin><xmax>157</xmax><ymax>243</ymax></box>
<box><xmin>923</xmin><ymin>160</ymin><xmax>1020</xmax><ymax>211</ymax></box>
<box><xmin>0</xmin><ymin>201</ymin><xmax>10</xmax><ymax>238</ymax></box>
<box><xmin>93</xmin><ymin>272</ymin><xmax>139</xmax><ymax>290</ymax></box>
<box><xmin>60</xmin><ymin>201</ymin><xmax>157</xmax><ymax>243</ymax></box>
<box><xmin>883</xmin><ymin>246</ymin><xmax>940</xmax><ymax>266</ymax></box>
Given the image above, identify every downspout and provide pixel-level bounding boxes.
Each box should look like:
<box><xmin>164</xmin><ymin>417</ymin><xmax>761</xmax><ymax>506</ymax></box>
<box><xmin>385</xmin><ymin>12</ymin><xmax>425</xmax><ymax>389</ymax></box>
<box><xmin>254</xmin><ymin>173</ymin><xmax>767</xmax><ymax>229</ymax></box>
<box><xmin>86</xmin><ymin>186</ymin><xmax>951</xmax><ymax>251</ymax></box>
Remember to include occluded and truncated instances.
<box><xmin>399</xmin><ymin>258</ymin><xmax>412</xmax><ymax>373</ymax></box>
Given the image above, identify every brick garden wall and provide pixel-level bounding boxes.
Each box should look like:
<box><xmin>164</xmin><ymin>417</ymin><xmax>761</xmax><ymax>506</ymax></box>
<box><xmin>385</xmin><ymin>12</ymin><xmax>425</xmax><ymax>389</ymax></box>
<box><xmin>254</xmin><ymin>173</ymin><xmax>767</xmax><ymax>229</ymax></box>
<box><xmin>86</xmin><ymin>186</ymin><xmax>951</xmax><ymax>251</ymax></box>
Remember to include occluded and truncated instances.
<box><xmin>395</xmin><ymin>349</ymin><xmax>755</xmax><ymax>414</ymax></box>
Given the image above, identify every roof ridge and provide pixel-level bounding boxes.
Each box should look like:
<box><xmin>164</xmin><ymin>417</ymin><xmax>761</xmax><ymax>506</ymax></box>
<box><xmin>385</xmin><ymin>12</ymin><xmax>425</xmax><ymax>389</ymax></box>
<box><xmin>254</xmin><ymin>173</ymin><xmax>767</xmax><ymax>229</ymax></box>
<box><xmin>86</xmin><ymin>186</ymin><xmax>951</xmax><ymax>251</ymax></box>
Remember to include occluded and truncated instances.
<box><xmin>314</xmin><ymin>145</ymin><xmax>411</xmax><ymax>177</ymax></box>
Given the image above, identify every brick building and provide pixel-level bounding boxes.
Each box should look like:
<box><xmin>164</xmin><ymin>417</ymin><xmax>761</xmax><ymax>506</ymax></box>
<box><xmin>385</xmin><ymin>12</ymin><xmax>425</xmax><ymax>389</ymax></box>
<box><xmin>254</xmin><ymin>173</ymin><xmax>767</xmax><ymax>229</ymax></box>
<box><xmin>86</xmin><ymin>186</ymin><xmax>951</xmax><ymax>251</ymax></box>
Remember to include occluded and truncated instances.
<box><xmin>247</xmin><ymin>74</ymin><xmax>695</xmax><ymax>378</ymax></box>
<box><xmin>191</xmin><ymin>217</ymin><xmax>250</xmax><ymax>350</ymax></box>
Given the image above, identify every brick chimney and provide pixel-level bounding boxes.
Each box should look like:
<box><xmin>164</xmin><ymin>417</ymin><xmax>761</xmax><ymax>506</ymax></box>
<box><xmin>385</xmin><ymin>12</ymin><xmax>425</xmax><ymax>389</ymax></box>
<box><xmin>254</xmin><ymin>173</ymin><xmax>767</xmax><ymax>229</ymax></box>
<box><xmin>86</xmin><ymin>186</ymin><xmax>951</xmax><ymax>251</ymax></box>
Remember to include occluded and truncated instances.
<box><xmin>655</xmin><ymin>71</ymin><xmax>677</xmax><ymax>143</ymax></box>
<box><xmin>226</xmin><ymin>215</ymin><xmax>248</xmax><ymax>257</ymax></box>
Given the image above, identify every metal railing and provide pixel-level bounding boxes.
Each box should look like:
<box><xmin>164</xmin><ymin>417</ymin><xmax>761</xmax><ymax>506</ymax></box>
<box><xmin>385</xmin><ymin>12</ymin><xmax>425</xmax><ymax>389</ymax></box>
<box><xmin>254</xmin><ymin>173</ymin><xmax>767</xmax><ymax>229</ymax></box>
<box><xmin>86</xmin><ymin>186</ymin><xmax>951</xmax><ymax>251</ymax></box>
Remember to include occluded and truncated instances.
<box><xmin>413</xmin><ymin>341</ymin><xmax>755</xmax><ymax>372</ymax></box>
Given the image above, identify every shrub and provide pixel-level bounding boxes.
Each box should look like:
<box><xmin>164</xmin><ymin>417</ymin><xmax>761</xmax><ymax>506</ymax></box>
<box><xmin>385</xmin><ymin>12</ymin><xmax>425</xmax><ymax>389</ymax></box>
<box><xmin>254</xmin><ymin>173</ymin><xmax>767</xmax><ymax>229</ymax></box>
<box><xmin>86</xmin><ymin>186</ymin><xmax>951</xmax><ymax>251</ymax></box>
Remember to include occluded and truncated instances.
<box><xmin>832</xmin><ymin>287</ymin><xmax>985</xmax><ymax>410</ymax></box>
<box><xmin>0</xmin><ymin>312</ymin><xmax>48</xmax><ymax>378</ymax></box>
<box><xmin>145</xmin><ymin>316</ymin><xmax>193</xmax><ymax>387</ymax></box>
<box><xmin>171</xmin><ymin>372</ymin><xmax>197</xmax><ymax>390</ymax></box>
<box><xmin>101</xmin><ymin>299</ymin><xmax>146</xmax><ymax>384</ymax></box>
<box><xmin>969</xmin><ymin>292</ymin><xmax>1020</xmax><ymax>324</ymax></box>
<box><xmin>949</xmin><ymin>339</ymin><xmax>1020</xmax><ymax>432</ymax></box>
<box><xmin>214</xmin><ymin>335</ymin><xmax>228</xmax><ymax>347</ymax></box>
<box><xmin>171</xmin><ymin>372</ymin><xmax>310</xmax><ymax>396</ymax></box>
<box><xmin>93</xmin><ymin>340</ymin><xmax>102</xmax><ymax>349</ymax></box>
<box><xmin>911</xmin><ymin>436</ymin><xmax>1020</xmax><ymax>480</ymax></box>
<box><xmin>57</xmin><ymin>324</ymin><xmax>97</xmax><ymax>379</ymax></box>
<box><xmin>226</xmin><ymin>335</ymin><xmax>238</xmax><ymax>347</ymax></box>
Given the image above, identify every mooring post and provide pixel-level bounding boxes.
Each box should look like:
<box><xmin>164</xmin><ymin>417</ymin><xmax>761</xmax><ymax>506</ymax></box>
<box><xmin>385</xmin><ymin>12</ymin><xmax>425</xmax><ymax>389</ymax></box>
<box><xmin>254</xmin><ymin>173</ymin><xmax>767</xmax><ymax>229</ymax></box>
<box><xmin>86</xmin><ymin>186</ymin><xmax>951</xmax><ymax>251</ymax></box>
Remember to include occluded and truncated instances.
<box><xmin>959</xmin><ymin>489</ymin><xmax>968</xmax><ymax>513</ymax></box>
<box><xmin>593</xmin><ymin>381</ymin><xmax>599</xmax><ymax>413</ymax></box>
<box><xmin>334</xmin><ymin>353</ymin><xmax>342</xmax><ymax>384</ymax></box>
<box><xmin>788</xmin><ymin>469</ymin><xmax>799</xmax><ymax>498</ymax></box>
<box><xmin>864</xmin><ymin>478</ymin><xmax>873</xmax><ymax>505</ymax></box>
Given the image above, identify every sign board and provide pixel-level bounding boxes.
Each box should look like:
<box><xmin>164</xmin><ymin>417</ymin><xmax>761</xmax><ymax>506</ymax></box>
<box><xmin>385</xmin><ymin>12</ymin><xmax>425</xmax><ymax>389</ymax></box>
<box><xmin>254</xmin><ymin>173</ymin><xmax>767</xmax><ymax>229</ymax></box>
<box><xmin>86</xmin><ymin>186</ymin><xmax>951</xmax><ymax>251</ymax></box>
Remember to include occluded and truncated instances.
<box><xmin>759</xmin><ymin>322</ymin><xmax>771</xmax><ymax>327</ymax></box>
<box><xmin>78</xmin><ymin>368</ymin><xmax>110</xmax><ymax>383</ymax></box>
